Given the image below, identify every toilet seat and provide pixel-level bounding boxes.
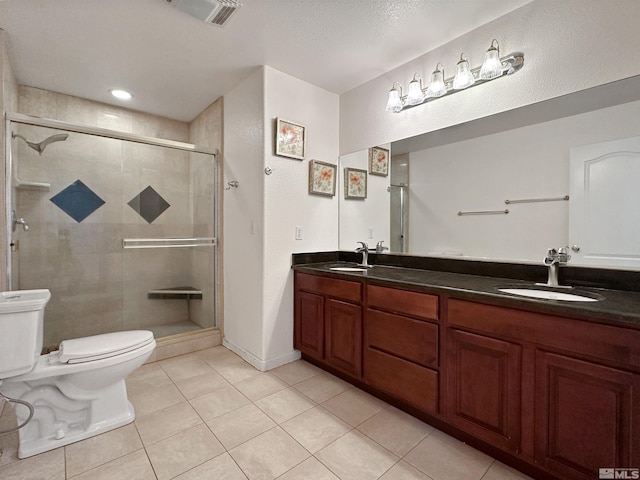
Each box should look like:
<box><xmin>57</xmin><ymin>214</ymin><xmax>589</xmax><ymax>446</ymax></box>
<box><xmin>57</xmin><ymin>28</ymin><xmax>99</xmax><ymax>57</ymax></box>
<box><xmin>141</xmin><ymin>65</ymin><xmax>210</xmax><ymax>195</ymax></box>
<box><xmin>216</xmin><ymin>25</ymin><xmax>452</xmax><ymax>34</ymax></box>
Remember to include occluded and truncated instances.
<box><xmin>59</xmin><ymin>330</ymin><xmax>154</xmax><ymax>364</ymax></box>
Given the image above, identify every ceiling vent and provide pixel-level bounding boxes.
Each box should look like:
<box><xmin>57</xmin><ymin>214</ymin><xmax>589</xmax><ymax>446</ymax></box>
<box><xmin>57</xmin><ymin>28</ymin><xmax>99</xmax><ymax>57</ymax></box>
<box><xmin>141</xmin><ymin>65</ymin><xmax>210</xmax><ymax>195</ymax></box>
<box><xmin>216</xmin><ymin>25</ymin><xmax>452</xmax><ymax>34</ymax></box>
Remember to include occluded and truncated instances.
<box><xmin>166</xmin><ymin>0</ymin><xmax>241</xmax><ymax>26</ymax></box>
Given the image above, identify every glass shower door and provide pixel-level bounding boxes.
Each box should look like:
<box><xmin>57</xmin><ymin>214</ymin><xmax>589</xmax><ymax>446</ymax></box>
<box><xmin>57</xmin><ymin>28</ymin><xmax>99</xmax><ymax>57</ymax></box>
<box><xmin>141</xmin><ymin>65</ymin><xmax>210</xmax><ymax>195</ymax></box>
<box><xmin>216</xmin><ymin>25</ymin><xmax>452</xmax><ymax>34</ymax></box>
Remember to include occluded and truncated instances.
<box><xmin>9</xmin><ymin>120</ymin><xmax>217</xmax><ymax>350</ymax></box>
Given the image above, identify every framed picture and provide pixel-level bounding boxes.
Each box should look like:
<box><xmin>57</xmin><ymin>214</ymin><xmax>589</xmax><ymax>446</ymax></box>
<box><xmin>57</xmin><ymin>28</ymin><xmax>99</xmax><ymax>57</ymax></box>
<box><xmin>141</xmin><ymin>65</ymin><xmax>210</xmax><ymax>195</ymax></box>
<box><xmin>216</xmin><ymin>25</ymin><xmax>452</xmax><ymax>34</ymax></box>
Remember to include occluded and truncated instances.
<box><xmin>344</xmin><ymin>167</ymin><xmax>367</xmax><ymax>199</ymax></box>
<box><xmin>369</xmin><ymin>146</ymin><xmax>389</xmax><ymax>176</ymax></box>
<box><xmin>308</xmin><ymin>160</ymin><xmax>337</xmax><ymax>197</ymax></box>
<box><xmin>275</xmin><ymin>118</ymin><xmax>306</xmax><ymax>160</ymax></box>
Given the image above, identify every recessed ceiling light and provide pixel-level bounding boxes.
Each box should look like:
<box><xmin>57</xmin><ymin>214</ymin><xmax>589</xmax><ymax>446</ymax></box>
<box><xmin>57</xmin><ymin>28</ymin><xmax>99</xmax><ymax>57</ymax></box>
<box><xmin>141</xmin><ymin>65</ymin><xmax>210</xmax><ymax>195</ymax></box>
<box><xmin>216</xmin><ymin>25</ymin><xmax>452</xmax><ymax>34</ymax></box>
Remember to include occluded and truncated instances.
<box><xmin>110</xmin><ymin>89</ymin><xmax>132</xmax><ymax>101</ymax></box>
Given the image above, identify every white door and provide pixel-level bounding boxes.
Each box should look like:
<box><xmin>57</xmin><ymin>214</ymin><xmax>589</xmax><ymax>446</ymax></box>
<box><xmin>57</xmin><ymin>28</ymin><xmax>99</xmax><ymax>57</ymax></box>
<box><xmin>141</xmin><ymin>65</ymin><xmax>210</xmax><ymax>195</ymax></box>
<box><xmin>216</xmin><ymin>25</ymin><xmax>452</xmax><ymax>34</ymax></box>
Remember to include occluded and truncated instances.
<box><xmin>569</xmin><ymin>136</ymin><xmax>640</xmax><ymax>267</ymax></box>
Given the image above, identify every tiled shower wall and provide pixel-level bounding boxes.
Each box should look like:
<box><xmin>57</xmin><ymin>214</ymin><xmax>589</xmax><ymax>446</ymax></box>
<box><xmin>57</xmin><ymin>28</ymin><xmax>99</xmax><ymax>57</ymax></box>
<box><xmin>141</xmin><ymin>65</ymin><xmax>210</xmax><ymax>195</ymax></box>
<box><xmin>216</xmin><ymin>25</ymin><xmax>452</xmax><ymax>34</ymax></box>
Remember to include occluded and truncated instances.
<box><xmin>0</xmin><ymin>30</ymin><xmax>19</xmax><ymax>291</ymax></box>
<box><xmin>13</xmin><ymin>86</ymin><xmax>219</xmax><ymax>347</ymax></box>
<box><xmin>188</xmin><ymin>100</ymin><xmax>222</xmax><ymax>335</ymax></box>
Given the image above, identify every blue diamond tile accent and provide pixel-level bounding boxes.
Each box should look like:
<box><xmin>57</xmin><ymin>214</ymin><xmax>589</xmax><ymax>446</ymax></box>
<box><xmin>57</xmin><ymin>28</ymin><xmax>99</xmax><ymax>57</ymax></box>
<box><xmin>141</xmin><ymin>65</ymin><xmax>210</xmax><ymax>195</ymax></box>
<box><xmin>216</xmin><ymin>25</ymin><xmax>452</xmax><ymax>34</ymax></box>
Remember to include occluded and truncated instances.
<box><xmin>128</xmin><ymin>186</ymin><xmax>170</xmax><ymax>224</ymax></box>
<box><xmin>50</xmin><ymin>180</ymin><xmax>105</xmax><ymax>222</ymax></box>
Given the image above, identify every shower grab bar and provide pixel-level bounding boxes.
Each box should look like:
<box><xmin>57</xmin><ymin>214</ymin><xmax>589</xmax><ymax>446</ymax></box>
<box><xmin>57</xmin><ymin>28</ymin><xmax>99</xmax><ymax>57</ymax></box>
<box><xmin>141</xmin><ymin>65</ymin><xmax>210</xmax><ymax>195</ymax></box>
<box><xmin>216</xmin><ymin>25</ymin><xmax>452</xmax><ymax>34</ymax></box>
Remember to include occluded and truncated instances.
<box><xmin>505</xmin><ymin>195</ymin><xmax>569</xmax><ymax>205</ymax></box>
<box><xmin>457</xmin><ymin>209</ymin><xmax>509</xmax><ymax>216</ymax></box>
<box><xmin>122</xmin><ymin>237</ymin><xmax>216</xmax><ymax>249</ymax></box>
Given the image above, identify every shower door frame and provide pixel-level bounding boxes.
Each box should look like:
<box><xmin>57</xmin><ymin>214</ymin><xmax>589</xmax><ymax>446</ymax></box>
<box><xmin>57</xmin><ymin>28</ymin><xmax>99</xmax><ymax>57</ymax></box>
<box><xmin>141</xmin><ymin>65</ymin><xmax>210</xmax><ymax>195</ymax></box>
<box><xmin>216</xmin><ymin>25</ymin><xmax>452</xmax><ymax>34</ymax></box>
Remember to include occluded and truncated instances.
<box><xmin>4</xmin><ymin>112</ymin><xmax>220</xmax><ymax>328</ymax></box>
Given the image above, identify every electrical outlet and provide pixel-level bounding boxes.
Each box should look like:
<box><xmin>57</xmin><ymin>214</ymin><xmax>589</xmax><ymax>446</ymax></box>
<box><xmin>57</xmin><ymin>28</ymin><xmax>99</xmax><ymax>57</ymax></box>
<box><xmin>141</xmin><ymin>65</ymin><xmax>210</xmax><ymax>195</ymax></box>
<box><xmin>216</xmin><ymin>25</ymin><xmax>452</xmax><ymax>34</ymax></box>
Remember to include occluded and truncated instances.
<box><xmin>368</xmin><ymin>227</ymin><xmax>374</xmax><ymax>239</ymax></box>
<box><xmin>295</xmin><ymin>225</ymin><xmax>303</xmax><ymax>240</ymax></box>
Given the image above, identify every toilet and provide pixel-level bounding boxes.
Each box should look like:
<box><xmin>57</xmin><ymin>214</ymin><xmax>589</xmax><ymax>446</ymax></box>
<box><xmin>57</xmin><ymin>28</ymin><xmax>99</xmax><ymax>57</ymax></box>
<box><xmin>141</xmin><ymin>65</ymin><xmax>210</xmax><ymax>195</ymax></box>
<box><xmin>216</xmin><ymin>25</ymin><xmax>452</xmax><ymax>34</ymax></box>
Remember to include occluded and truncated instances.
<box><xmin>0</xmin><ymin>289</ymin><xmax>155</xmax><ymax>458</ymax></box>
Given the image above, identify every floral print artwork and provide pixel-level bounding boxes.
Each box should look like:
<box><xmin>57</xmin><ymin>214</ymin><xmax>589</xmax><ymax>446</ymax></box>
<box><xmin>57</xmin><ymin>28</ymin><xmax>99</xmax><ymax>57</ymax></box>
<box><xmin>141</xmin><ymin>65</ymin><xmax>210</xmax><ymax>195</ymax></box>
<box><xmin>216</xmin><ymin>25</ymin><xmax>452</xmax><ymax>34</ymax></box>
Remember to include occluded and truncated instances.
<box><xmin>369</xmin><ymin>146</ymin><xmax>389</xmax><ymax>176</ymax></box>
<box><xmin>345</xmin><ymin>168</ymin><xmax>367</xmax><ymax>199</ymax></box>
<box><xmin>309</xmin><ymin>160</ymin><xmax>336</xmax><ymax>196</ymax></box>
<box><xmin>276</xmin><ymin>118</ymin><xmax>305</xmax><ymax>159</ymax></box>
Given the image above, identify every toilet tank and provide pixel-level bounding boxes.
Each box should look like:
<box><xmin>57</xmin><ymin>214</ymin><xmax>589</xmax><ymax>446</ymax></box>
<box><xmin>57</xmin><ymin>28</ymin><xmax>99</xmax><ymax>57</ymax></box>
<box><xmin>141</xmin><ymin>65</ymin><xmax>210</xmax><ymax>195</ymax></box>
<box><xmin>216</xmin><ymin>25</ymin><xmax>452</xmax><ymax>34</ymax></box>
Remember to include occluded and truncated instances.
<box><xmin>0</xmin><ymin>289</ymin><xmax>51</xmax><ymax>378</ymax></box>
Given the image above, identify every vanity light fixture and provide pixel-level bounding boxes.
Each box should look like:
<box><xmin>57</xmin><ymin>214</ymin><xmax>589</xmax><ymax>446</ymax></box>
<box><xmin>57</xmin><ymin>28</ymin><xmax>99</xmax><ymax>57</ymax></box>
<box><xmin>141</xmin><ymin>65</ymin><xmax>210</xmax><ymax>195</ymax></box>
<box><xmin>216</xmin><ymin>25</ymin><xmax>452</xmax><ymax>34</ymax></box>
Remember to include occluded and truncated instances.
<box><xmin>479</xmin><ymin>39</ymin><xmax>503</xmax><ymax>80</ymax></box>
<box><xmin>406</xmin><ymin>74</ymin><xmax>426</xmax><ymax>106</ymax></box>
<box><xmin>426</xmin><ymin>63</ymin><xmax>447</xmax><ymax>98</ymax></box>
<box><xmin>385</xmin><ymin>82</ymin><xmax>404</xmax><ymax>113</ymax></box>
<box><xmin>452</xmin><ymin>53</ymin><xmax>475</xmax><ymax>90</ymax></box>
<box><xmin>385</xmin><ymin>39</ymin><xmax>524</xmax><ymax>113</ymax></box>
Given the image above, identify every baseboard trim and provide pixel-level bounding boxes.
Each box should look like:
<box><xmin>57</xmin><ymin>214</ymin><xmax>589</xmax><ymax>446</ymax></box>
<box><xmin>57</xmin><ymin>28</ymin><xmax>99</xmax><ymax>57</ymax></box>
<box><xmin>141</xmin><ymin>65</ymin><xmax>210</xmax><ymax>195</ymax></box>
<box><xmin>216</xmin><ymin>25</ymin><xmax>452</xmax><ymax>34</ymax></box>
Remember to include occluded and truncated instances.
<box><xmin>222</xmin><ymin>338</ymin><xmax>300</xmax><ymax>371</ymax></box>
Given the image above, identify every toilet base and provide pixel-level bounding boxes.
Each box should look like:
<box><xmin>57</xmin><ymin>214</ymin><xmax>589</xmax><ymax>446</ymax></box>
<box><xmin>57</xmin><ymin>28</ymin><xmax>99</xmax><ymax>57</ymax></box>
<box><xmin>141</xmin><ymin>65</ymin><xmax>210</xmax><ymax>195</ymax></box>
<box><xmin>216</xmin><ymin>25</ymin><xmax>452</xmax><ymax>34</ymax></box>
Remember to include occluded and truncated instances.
<box><xmin>0</xmin><ymin>331</ymin><xmax>155</xmax><ymax>459</ymax></box>
<box><xmin>17</xmin><ymin>400</ymin><xmax>136</xmax><ymax>458</ymax></box>
<box><xmin>2</xmin><ymin>378</ymin><xmax>138</xmax><ymax>459</ymax></box>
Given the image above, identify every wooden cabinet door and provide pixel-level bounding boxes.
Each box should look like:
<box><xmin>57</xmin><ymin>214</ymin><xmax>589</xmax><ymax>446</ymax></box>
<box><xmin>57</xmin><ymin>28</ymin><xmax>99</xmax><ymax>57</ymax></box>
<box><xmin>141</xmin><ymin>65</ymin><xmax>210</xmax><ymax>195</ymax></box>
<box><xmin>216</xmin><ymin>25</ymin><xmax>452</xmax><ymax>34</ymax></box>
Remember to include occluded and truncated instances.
<box><xmin>325</xmin><ymin>298</ymin><xmax>362</xmax><ymax>378</ymax></box>
<box><xmin>535</xmin><ymin>351</ymin><xmax>640</xmax><ymax>480</ymax></box>
<box><xmin>446</xmin><ymin>329</ymin><xmax>522</xmax><ymax>453</ymax></box>
<box><xmin>294</xmin><ymin>290</ymin><xmax>324</xmax><ymax>361</ymax></box>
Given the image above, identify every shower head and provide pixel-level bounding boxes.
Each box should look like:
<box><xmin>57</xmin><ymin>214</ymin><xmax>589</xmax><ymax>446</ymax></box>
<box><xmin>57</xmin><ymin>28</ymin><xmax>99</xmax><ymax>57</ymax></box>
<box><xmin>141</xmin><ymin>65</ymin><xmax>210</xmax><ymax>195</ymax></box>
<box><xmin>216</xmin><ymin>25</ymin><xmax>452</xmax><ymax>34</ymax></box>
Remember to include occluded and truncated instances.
<box><xmin>12</xmin><ymin>133</ymin><xmax>69</xmax><ymax>155</ymax></box>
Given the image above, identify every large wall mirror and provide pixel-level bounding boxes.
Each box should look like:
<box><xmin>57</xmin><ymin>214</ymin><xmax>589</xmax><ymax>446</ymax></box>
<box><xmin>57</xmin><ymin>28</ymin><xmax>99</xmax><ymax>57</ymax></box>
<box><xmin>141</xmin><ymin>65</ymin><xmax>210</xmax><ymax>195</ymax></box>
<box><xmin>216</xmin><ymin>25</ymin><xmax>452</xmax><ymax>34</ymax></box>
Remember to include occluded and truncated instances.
<box><xmin>338</xmin><ymin>75</ymin><xmax>640</xmax><ymax>269</ymax></box>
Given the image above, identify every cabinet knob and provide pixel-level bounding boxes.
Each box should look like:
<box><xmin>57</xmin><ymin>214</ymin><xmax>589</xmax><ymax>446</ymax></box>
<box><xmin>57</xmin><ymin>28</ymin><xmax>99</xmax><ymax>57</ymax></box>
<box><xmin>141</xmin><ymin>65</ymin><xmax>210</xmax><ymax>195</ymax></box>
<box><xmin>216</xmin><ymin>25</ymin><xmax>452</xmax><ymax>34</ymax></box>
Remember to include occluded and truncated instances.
<box><xmin>571</xmin><ymin>244</ymin><xmax>580</xmax><ymax>252</ymax></box>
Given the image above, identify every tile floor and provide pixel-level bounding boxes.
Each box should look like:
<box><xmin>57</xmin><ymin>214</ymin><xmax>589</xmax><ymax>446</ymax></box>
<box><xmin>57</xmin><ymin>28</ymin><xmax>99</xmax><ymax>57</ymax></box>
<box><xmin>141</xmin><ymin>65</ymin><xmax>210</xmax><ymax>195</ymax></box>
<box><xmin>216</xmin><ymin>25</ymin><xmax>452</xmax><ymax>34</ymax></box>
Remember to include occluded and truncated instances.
<box><xmin>0</xmin><ymin>346</ymin><xmax>534</xmax><ymax>480</ymax></box>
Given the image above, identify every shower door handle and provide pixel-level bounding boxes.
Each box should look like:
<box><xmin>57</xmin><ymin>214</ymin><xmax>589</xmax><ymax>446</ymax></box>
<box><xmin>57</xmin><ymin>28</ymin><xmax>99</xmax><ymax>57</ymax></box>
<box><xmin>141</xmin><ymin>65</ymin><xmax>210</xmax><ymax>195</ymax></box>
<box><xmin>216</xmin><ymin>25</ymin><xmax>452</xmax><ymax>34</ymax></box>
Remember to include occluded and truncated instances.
<box><xmin>12</xmin><ymin>210</ymin><xmax>29</xmax><ymax>232</ymax></box>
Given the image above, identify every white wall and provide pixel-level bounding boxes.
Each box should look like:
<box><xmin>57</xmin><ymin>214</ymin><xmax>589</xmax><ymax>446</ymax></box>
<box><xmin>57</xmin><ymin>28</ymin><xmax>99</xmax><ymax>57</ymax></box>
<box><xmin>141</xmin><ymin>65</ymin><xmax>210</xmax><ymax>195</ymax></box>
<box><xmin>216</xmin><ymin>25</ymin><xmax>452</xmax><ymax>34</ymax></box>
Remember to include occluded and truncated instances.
<box><xmin>263</xmin><ymin>67</ymin><xmax>339</xmax><ymax>366</ymax></box>
<box><xmin>408</xmin><ymin>99</ymin><xmax>640</xmax><ymax>262</ymax></box>
<box><xmin>338</xmin><ymin>146</ymin><xmax>390</xmax><ymax>250</ymax></box>
<box><xmin>222</xmin><ymin>68</ymin><xmax>265</xmax><ymax>361</ymax></box>
<box><xmin>223</xmin><ymin>66</ymin><xmax>339</xmax><ymax>369</ymax></box>
<box><xmin>340</xmin><ymin>0</ymin><xmax>640</xmax><ymax>155</ymax></box>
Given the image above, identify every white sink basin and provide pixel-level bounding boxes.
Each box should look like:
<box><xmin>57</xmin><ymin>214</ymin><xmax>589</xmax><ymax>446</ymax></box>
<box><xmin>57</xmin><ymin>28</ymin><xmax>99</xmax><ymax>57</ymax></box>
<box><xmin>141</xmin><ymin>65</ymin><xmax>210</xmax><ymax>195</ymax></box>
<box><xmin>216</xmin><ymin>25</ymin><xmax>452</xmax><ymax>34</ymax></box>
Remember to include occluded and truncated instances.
<box><xmin>498</xmin><ymin>288</ymin><xmax>600</xmax><ymax>302</ymax></box>
<box><xmin>329</xmin><ymin>267</ymin><xmax>368</xmax><ymax>272</ymax></box>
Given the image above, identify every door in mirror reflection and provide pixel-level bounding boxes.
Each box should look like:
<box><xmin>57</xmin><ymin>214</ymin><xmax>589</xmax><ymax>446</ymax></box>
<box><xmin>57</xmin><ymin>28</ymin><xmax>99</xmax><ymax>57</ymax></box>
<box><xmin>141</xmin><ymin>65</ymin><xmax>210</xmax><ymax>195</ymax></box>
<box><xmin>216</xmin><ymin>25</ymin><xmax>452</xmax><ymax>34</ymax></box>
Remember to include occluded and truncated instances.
<box><xmin>570</xmin><ymin>135</ymin><xmax>640</xmax><ymax>267</ymax></box>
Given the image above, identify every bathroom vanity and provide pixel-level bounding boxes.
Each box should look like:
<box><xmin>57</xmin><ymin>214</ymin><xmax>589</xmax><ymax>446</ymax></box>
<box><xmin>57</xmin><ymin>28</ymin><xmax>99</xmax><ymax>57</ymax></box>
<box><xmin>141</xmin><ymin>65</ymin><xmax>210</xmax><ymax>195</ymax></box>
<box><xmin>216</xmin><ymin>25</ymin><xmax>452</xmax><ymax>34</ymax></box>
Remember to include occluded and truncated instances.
<box><xmin>292</xmin><ymin>253</ymin><xmax>640</xmax><ymax>480</ymax></box>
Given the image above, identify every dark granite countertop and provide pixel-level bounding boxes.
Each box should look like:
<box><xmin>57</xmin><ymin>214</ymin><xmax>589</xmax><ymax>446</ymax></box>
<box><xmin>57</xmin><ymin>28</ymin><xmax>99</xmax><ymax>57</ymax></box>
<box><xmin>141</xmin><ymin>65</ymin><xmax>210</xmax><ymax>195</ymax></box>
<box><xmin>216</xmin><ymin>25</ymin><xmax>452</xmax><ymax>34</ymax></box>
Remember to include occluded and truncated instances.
<box><xmin>293</xmin><ymin>261</ymin><xmax>640</xmax><ymax>330</ymax></box>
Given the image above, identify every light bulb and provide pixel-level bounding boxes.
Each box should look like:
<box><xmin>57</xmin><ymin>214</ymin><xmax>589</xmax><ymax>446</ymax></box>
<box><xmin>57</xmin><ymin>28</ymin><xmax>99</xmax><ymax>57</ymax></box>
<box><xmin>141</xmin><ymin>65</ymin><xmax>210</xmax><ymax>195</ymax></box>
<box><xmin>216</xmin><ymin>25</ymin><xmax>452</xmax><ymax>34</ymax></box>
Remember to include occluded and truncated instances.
<box><xmin>452</xmin><ymin>54</ymin><xmax>475</xmax><ymax>90</ymax></box>
<box><xmin>480</xmin><ymin>39</ymin><xmax>503</xmax><ymax>80</ymax></box>
<box><xmin>385</xmin><ymin>83</ymin><xmax>403</xmax><ymax>113</ymax></box>
<box><xmin>110</xmin><ymin>89</ymin><xmax>132</xmax><ymax>100</ymax></box>
<box><xmin>406</xmin><ymin>74</ymin><xmax>425</xmax><ymax>106</ymax></box>
<box><xmin>426</xmin><ymin>64</ymin><xmax>447</xmax><ymax>97</ymax></box>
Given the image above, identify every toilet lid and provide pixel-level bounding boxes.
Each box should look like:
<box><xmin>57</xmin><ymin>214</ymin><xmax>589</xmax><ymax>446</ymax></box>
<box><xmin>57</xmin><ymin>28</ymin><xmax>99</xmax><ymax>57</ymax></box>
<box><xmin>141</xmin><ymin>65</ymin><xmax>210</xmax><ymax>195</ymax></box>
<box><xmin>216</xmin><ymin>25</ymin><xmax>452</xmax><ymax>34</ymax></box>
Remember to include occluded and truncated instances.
<box><xmin>59</xmin><ymin>330</ymin><xmax>155</xmax><ymax>364</ymax></box>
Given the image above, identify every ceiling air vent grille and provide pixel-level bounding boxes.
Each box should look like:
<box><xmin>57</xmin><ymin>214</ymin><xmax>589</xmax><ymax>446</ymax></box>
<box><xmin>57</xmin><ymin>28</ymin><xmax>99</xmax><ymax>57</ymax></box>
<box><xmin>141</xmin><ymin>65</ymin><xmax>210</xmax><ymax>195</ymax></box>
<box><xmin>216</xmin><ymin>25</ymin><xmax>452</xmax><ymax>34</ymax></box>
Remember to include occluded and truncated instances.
<box><xmin>210</xmin><ymin>3</ymin><xmax>239</xmax><ymax>26</ymax></box>
<box><xmin>166</xmin><ymin>0</ymin><xmax>241</xmax><ymax>27</ymax></box>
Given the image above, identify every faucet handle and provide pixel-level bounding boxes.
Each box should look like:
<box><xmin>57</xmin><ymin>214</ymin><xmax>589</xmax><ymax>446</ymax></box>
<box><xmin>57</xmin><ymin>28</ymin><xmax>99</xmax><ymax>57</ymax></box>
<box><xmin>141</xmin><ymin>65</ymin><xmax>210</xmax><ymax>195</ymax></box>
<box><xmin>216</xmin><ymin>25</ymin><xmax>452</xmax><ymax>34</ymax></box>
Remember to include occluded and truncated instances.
<box><xmin>355</xmin><ymin>241</ymin><xmax>369</xmax><ymax>252</ymax></box>
<box><xmin>543</xmin><ymin>247</ymin><xmax>558</xmax><ymax>266</ymax></box>
<box><xmin>558</xmin><ymin>246</ymin><xmax>571</xmax><ymax>262</ymax></box>
<box><xmin>375</xmin><ymin>241</ymin><xmax>389</xmax><ymax>253</ymax></box>
<box><xmin>12</xmin><ymin>210</ymin><xmax>29</xmax><ymax>232</ymax></box>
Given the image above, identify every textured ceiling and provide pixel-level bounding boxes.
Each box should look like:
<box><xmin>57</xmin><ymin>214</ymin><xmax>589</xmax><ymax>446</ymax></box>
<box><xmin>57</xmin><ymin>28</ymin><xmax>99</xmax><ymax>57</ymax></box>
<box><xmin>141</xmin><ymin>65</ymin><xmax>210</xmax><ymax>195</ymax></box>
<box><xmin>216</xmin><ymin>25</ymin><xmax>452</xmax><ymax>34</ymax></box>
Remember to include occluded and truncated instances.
<box><xmin>0</xmin><ymin>0</ymin><xmax>532</xmax><ymax>121</ymax></box>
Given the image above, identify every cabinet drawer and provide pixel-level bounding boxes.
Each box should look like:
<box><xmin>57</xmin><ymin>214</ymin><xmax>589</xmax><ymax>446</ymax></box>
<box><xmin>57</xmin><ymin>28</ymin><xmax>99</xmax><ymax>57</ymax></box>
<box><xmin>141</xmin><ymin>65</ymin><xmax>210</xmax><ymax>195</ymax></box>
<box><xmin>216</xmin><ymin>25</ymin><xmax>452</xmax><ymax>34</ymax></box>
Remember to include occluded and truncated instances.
<box><xmin>367</xmin><ymin>285</ymin><xmax>437</xmax><ymax>321</ymax></box>
<box><xmin>364</xmin><ymin>347</ymin><xmax>438</xmax><ymax>413</ymax></box>
<box><xmin>448</xmin><ymin>299</ymin><xmax>640</xmax><ymax>371</ymax></box>
<box><xmin>365</xmin><ymin>309</ymin><xmax>438</xmax><ymax>368</ymax></box>
<box><xmin>296</xmin><ymin>272</ymin><xmax>362</xmax><ymax>302</ymax></box>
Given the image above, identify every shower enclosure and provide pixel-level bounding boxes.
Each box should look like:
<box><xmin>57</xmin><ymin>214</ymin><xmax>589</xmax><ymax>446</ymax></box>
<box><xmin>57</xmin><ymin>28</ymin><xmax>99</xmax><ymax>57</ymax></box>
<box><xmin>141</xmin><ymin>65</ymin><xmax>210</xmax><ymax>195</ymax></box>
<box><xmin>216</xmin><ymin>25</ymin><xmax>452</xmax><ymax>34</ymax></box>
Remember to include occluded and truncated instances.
<box><xmin>5</xmin><ymin>113</ymin><xmax>218</xmax><ymax>349</ymax></box>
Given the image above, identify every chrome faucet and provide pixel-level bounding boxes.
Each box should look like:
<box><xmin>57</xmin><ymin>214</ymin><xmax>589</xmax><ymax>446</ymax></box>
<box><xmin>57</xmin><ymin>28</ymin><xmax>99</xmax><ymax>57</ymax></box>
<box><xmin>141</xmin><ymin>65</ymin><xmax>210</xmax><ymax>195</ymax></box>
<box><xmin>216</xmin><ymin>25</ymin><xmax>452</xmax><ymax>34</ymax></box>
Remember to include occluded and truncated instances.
<box><xmin>375</xmin><ymin>240</ymin><xmax>389</xmax><ymax>253</ymax></box>
<box><xmin>539</xmin><ymin>246</ymin><xmax>571</xmax><ymax>288</ymax></box>
<box><xmin>355</xmin><ymin>241</ymin><xmax>372</xmax><ymax>268</ymax></box>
